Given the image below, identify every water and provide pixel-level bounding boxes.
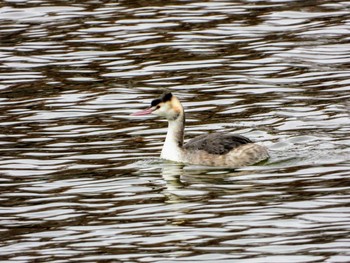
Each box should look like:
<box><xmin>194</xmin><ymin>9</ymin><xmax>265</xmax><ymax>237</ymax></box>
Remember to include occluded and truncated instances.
<box><xmin>1</xmin><ymin>0</ymin><xmax>350</xmax><ymax>262</ymax></box>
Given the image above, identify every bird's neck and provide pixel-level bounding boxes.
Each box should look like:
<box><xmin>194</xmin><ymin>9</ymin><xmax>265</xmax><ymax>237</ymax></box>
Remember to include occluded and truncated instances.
<box><xmin>161</xmin><ymin>113</ymin><xmax>185</xmax><ymax>162</ymax></box>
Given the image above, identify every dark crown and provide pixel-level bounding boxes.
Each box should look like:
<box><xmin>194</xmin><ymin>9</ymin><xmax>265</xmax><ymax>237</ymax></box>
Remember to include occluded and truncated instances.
<box><xmin>161</xmin><ymin>92</ymin><xmax>173</xmax><ymax>102</ymax></box>
<box><xmin>151</xmin><ymin>92</ymin><xmax>173</xmax><ymax>107</ymax></box>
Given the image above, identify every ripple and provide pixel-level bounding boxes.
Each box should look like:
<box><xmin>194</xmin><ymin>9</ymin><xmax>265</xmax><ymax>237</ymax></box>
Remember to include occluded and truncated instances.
<box><xmin>0</xmin><ymin>6</ymin><xmax>85</xmax><ymax>22</ymax></box>
<box><xmin>0</xmin><ymin>0</ymin><xmax>350</xmax><ymax>262</ymax></box>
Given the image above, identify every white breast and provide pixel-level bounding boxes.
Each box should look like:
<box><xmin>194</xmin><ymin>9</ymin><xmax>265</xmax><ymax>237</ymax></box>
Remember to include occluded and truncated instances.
<box><xmin>161</xmin><ymin>140</ymin><xmax>183</xmax><ymax>162</ymax></box>
<box><xmin>161</xmin><ymin>120</ymin><xmax>184</xmax><ymax>162</ymax></box>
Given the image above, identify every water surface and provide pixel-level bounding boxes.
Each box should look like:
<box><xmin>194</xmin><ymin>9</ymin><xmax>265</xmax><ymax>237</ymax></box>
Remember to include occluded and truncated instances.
<box><xmin>1</xmin><ymin>0</ymin><xmax>350</xmax><ymax>262</ymax></box>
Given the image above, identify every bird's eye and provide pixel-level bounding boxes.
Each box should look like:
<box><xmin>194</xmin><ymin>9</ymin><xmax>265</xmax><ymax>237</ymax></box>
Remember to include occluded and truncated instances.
<box><xmin>155</xmin><ymin>105</ymin><xmax>160</xmax><ymax>110</ymax></box>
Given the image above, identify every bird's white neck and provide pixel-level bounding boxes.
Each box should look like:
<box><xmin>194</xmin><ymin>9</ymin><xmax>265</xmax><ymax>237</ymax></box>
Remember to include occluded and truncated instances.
<box><xmin>161</xmin><ymin>114</ymin><xmax>185</xmax><ymax>162</ymax></box>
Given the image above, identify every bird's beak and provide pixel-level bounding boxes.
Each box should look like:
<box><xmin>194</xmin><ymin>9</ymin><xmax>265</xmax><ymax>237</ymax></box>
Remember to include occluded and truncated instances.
<box><xmin>131</xmin><ymin>107</ymin><xmax>153</xmax><ymax>116</ymax></box>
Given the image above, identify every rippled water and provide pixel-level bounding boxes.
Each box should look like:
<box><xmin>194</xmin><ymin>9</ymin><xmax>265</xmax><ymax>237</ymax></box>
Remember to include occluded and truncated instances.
<box><xmin>1</xmin><ymin>0</ymin><xmax>350</xmax><ymax>262</ymax></box>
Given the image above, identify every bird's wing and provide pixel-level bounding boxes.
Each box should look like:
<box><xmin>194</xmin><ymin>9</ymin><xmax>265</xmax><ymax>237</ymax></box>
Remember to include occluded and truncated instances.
<box><xmin>184</xmin><ymin>132</ymin><xmax>252</xmax><ymax>155</ymax></box>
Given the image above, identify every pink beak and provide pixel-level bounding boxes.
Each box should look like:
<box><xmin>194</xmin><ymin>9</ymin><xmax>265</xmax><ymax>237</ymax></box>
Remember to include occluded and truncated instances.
<box><xmin>131</xmin><ymin>107</ymin><xmax>153</xmax><ymax>116</ymax></box>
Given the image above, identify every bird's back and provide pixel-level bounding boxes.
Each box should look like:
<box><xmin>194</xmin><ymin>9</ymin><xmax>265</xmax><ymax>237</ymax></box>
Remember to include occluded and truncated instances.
<box><xmin>183</xmin><ymin>132</ymin><xmax>268</xmax><ymax>167</ymax></box>
<box><xmin>184</xmin><ymin>132</ymin><xmax>252</xmax><ymax>155</ymax></box>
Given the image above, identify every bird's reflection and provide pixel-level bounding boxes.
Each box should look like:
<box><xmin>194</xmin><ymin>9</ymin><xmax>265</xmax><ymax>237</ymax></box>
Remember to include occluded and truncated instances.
<box><xmin>160</xmin><ymin>162</ymin><xmax>249</xmax><ymax>203</ymax></box>
<box><xmin>160</xmin><ymin>162</ymin><xmax>186</xmax><ymax>203</ymax></box>
<box><xmin>131</xmin><ymin>158</ymin><xmax>262</xmax><ymax>203</ymax></box>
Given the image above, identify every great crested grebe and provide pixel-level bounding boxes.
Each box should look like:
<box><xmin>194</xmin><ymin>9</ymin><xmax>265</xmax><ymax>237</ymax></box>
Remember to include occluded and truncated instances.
<box><xmin>132</xmin><ymin>92</ymin><xmax>269</xmax><ymax>167</ymax></box>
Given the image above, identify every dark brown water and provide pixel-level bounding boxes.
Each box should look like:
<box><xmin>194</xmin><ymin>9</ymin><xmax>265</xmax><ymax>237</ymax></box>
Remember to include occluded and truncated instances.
<box><xmin>1</xmin><ymin>0</ymin><xmax>350</xmax><ymax>262</ymax></box>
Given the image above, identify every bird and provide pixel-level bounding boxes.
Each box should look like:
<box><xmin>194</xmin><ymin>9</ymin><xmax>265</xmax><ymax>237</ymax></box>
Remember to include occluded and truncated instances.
<box><xmin>132</xmin><ymin>92</ymin><xmax>269</xmax><ymax>168</ymax></box>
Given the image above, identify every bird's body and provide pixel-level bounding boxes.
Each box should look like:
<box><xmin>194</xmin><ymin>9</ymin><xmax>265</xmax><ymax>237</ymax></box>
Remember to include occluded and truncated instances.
<box><xmin>132</xmin><ymin>92</ymin><xmax>269</xmax><ymax>168</ymax></box>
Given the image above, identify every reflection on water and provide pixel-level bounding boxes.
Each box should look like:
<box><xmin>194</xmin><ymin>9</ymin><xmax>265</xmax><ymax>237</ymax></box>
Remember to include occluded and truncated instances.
<box><xmin>1</xmin><ymin>0</ymin><xmax>350</xmax><ymax>262</ymax></box>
